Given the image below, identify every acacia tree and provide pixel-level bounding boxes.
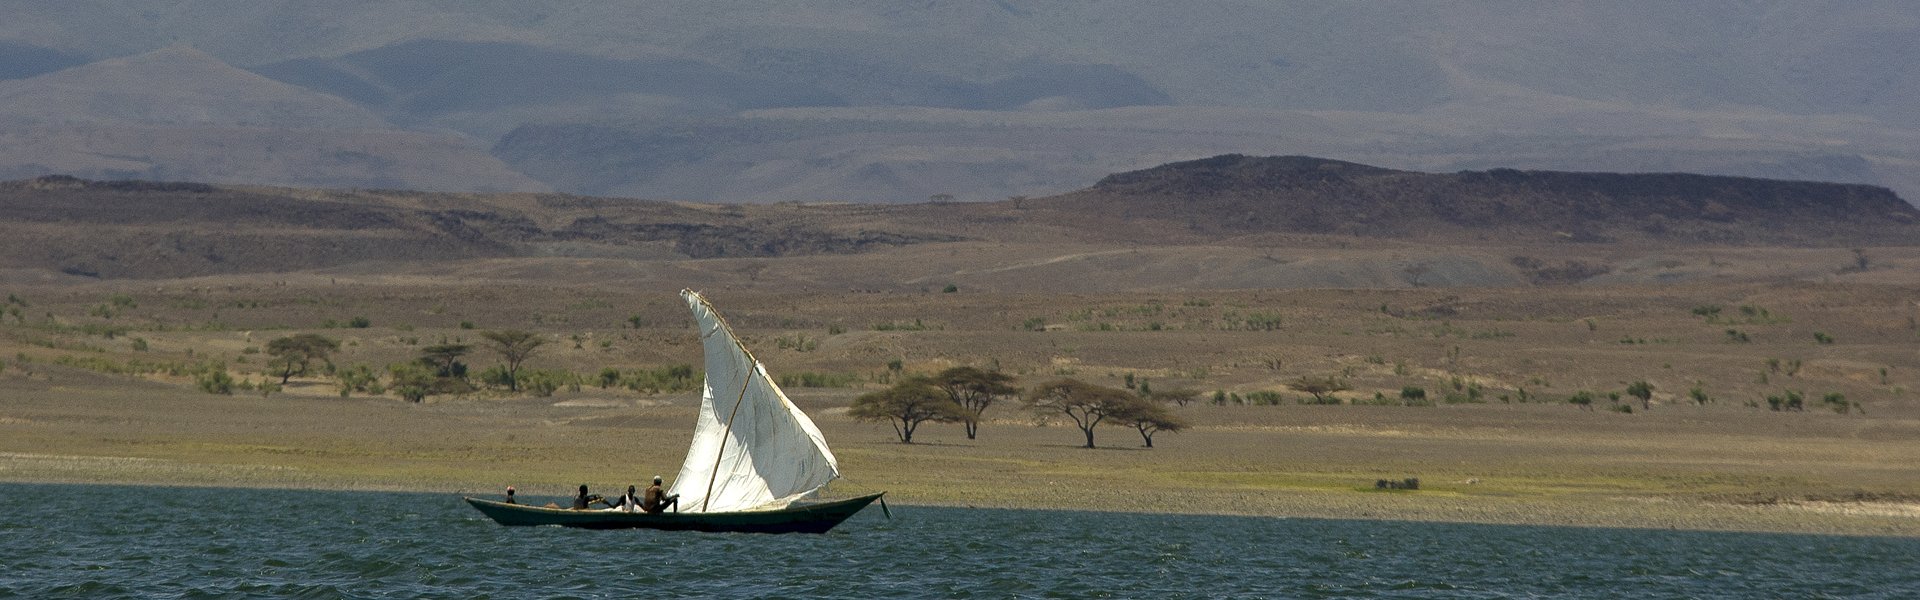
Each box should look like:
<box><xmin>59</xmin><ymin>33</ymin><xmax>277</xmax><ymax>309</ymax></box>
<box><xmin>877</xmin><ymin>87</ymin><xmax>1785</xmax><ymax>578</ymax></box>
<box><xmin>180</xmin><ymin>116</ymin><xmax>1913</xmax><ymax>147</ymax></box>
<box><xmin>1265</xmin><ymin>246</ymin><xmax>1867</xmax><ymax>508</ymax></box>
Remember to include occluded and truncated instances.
<box><xmin>265</xmin><ymin>333</ymin><xmax>339</xmax><ymax>384</ymax></box>
<box><xmin>420</xmin><ymin>343</ymin><xmax>471</xmax><ymax>378</ymax></box>
<box><xmin>1287</xmin><ymin>376</ymin><xmax>1350</xmax><ymax>404</ymax></box>
<box><xmin>1024</xmin><ymin>378</ymin><xmax>1135</xmax><ymax>449</ymax></box>
<box><xmin>929</xmin><ymin>366</ymin><xmax>1020</xmax><ymax>440</ymax></box>
<box><xmin>1112</xmin><ymin>397</ymin><xmax>1188</xmax><ymax>448</ymax></box>
<box><xmin>848</xmin><ymin>380</ymin><xmax>972</xmax><ymax>444</ymax></box>
<box><xmin>479</xmin><ymin>329</ymin><xmax>547</xmax><ymax>391</ymax></box>
<box><xmin>1150</xmin><ymin>388</ymin><xmax>1202</xmax><ymax>407</ymax></box>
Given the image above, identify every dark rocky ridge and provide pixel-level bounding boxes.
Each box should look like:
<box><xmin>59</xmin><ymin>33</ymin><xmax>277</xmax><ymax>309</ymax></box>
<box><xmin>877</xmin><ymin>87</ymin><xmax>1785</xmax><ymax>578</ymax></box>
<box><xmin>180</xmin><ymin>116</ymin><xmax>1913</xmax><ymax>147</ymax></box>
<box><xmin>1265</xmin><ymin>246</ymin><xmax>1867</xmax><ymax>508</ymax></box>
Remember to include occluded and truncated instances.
<box><xmin>1038</xmin><ymin>155</ymin><xmax>1920</xmax><ymax>245</ymax></box>
<box><xmin>0</xmin><ymin>175</ymin><xmax>965</xmax><ymax>279</ymax></box>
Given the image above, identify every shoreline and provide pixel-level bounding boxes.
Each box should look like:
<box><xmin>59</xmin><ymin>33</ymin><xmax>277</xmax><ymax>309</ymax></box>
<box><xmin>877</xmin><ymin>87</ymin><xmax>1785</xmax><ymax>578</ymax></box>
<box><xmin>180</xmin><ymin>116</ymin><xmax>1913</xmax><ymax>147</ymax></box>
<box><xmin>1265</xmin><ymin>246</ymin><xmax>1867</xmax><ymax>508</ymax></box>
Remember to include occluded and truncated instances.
<box><xmin>5</xmin><ymin>453</ymin><xmax>1917</xmax><ymax>539</ymax></box>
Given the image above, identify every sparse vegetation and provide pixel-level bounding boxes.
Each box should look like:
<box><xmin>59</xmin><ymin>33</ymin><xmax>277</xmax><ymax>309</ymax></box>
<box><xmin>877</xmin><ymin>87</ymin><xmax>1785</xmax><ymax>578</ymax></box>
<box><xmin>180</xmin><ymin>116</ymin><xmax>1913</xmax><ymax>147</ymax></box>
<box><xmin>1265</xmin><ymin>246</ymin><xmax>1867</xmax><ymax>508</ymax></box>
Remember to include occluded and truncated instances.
<box><xmin>778</xmin><ymin>371</ymin><xmax>859</xmax><ymax>388</ymax></box>
<box><xmin>873</xmin><ymin>319</ymin><xmax>926</xmax><ymax>331</ymax></box>
<box><xmin>478</xmin><ymin>329</ymin><xmax>547</xmax><ymax>392</ymax></box>
<box><xmin>1625</xmin><ymin>380</ymin><xmax>1654</xmax><ymax>410</ymax></box>
<box><xmin>849</xmin><ymin>380</ymin><xmax>971</xmax><ymax>444</ymax></box>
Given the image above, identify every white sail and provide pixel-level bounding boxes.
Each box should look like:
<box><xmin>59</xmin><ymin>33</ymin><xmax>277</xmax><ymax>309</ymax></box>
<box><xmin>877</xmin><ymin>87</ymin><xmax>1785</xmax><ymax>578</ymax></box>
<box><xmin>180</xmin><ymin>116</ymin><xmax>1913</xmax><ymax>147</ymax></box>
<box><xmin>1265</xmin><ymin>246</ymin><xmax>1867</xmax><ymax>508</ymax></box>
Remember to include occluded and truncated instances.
<box><xmin>667</xmin><ymin>290</ymin><xmax>840</xmax><ymax>513</ymax></box>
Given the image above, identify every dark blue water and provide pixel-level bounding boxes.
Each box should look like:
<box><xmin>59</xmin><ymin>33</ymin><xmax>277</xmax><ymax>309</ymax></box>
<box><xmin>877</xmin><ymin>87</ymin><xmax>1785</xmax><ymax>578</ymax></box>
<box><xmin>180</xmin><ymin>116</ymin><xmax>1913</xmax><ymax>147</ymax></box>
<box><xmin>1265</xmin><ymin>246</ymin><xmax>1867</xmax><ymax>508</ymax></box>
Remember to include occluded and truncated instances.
<box><xmin>2</xmin><ymin>483</ymin><xmax>1916</xmax><ymax>599</ymax></box>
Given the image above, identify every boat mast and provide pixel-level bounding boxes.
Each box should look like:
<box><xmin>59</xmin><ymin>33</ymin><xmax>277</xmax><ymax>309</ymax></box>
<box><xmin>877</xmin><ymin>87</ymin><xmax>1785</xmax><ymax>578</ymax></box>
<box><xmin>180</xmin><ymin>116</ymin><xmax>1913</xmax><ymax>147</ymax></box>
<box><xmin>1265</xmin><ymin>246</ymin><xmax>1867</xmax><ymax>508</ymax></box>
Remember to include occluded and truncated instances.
<box><xmin>699</xmin><ymin>365</ymin><xmax>755</xmax><ymax>512</ymax></box>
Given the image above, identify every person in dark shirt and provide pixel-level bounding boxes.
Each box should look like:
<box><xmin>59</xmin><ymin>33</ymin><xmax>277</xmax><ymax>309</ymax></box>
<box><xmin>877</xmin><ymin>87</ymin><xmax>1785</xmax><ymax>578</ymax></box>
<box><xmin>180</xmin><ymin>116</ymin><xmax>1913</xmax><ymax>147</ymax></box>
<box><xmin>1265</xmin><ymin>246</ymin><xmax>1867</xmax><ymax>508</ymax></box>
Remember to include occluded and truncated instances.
<box><xmin>504</xmin><ymin>486</ymin><xmax>517</xmax><ymax>504</ymax></box>
<box><xmin>643</xmin><ymin>476</ymin><xmax>680</xmax><ymax>514</ymax></box>
<box><xmin>570</xmin><ymin>484</ymin><xmax>606</xmax><ymax>510</ymax></box>
<box><xmin>607</xmin><ymin>485</ymin><xmax>642</xmax><ymax>512</ymax></box>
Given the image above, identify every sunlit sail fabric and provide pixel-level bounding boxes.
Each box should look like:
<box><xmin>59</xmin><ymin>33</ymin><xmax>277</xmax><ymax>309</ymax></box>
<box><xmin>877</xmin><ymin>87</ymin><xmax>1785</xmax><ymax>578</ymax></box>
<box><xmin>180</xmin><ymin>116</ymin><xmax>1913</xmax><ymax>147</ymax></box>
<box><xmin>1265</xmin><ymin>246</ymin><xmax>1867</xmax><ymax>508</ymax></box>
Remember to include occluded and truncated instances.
<box><xmin>668</xmin><ymin>290</ymin><xmax>840</xmax><ymax>513</ymax></box>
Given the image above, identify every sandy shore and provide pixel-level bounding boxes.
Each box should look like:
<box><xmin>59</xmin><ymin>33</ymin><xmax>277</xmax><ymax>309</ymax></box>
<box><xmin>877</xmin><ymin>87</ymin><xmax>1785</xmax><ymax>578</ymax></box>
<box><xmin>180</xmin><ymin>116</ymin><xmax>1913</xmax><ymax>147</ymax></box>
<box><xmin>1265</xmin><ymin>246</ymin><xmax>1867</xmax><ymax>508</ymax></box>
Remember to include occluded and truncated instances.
<box><xmin>4</xmin><ymin>370</ymin><xmax>1917</xmax><ymax>538</ymax></box>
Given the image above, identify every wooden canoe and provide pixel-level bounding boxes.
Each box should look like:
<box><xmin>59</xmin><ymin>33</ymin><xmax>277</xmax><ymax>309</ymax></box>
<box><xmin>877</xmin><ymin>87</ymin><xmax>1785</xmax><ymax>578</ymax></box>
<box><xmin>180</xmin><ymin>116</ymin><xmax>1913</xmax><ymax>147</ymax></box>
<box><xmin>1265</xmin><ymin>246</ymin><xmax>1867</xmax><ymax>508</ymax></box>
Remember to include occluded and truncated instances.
<box><xmin>463</xmin><ymin>492</ymin><xmax>884</xmax><ymax>534</ymax></box>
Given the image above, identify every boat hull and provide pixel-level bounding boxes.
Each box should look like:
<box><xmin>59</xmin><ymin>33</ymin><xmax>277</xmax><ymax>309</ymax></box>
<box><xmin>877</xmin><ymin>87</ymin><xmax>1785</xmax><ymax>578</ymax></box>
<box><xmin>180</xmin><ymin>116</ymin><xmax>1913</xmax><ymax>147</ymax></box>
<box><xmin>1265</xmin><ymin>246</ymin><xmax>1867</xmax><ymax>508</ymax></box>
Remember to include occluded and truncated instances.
<box><xmin>463</xmin><ymin>492</ymin><xmax>884</xmax><ymax>534</ymax></box>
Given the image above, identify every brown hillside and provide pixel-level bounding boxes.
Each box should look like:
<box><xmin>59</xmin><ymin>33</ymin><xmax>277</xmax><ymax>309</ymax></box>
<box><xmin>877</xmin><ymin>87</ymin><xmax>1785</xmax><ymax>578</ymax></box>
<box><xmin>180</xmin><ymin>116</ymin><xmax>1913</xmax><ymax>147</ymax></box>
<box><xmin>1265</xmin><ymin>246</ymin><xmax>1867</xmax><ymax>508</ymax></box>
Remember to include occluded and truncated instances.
<box><xmin>4</xmin><ymin>154</ymin><xmax>1919</xmax><ymax>283</ymax></box>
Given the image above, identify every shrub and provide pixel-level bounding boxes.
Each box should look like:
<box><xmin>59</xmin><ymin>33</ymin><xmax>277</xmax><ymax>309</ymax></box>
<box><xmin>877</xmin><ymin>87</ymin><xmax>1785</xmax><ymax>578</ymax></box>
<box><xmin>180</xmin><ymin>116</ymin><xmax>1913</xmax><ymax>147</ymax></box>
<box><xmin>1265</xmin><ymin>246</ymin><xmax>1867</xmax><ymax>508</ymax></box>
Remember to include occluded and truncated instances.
<box><xmin>348</xmin><ymin>316</ymin><xmax>372</xmax><ymax>328</ymax></box>
<box><xmin>621</xmin><ymin>365</ymin><xmax>701</xmax><ymax>394</ymax></box>
<box><xmin>1625</xmin><ymin>380</ymin><xmax>1654</xmax><ymax>408</ymax></box>
<box><xmin>1813</xmin><ymin>332</ymin><xmax>1835</xmax><ymax>344</ymax></box>
<box><xmin>1609</xmin><ymin>403</ymin><xmax>1633</xmax><ymax>414</ymax></box>
<box><xmin>477</xmin><ymin>365</ymin><xmax>513</xmax><ymax>390</ymax></box>
<box><xmin>942</xmin><ymin>284</ymin><xmax>958</xmax><ymax>293</ymax></box>
<box><xmin>460</xmin><ymin>321</ymin><xmax>475</xmax><ymax>329</ymax></box>
<box><xmin>1823</xmin><ymin>392</ymin><xmax>1852</xmax><ymax>414</ymax></box>
<box><xmin>395</xmin><ymin>385</ymin><xmax>428</xmax><ymax>403</ymax></box>
<box><xmin>779</xmin><ymin>372</ymin><xmax>860</xmax><ymax>388</ymax></box>
<box><xmin>521</xmin><ymin>369</ymin><xmax>573</xmax><ymax>397</ymax></box>
<box><xmin>1567</xmin><ymin>391</ymin><xmax>1595</xmax><ymax>409</ymax></box>
<box><xmin>1243</xmin><ymin>311</ymin><xmax>1284</xmax><ymax>331</ymax></box>
<box><xmin>197</xmin><ymin>369</ymin><xmax>235</xmax><ymax>395</ymax></box>
<box><xmin>130</xmin><ymin>338</ymin><xmax>148</xmax><ymax>352</ymax></box>
<box><xmin>873</xmin><ymin>319</ymin><xmax>926</xmax><ymax>331</ymax></box>
<box><xmin>1246</xmin><ymin>390</ymin><xmax>1285</xmax><ymax>405</ymax></box>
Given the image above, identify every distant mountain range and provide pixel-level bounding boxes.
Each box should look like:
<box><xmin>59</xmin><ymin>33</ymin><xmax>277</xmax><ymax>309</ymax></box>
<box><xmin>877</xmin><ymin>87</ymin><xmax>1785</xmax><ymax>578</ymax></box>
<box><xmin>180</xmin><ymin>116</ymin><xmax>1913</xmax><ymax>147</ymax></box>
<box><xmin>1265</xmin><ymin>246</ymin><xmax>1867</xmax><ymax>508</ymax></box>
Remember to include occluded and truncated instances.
<box><xmin>0</xmin><ymin>2</ymin><xmax>1917</xmax><ymax>204</ymax></box>
<box><xmin>3</xmin><ymin>155</ymin><xmax>1912</xmax><ymax>280</ymax></box>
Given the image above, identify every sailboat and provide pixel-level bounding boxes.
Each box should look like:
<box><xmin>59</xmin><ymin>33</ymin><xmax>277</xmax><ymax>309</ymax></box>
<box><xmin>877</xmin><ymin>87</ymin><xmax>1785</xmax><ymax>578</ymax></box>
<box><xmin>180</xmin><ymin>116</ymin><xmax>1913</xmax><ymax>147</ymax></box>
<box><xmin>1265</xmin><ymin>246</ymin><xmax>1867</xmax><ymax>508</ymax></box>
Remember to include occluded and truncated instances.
<box><xmin>465</xmin><ymin>289</ymin><xmax>884</xmax><ymax>533</ymax></box>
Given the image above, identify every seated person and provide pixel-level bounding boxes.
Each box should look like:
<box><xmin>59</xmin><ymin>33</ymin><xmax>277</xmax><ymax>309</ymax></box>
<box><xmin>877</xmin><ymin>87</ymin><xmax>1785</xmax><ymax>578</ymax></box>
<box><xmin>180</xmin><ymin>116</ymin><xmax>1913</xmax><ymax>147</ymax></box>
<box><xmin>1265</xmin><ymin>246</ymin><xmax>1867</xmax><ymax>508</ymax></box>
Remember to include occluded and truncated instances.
<box><xmin>606</xmin><ymin>485</ymin><xmax>643</xmax><ymax>512</ymax></box>
<box><xmin>504</xmin><ymin>486</ymin><xmax>517</xmax><ymax>505</ymax></box>
<box><xmin>643</xmin><ymin>476</ymin><xmax>680</xmax><ymax>514</ymax></box>
<box><xmin>571</xmin><ymin>484</ymin><xmax>607</xmax><ymax>510</ymax></box>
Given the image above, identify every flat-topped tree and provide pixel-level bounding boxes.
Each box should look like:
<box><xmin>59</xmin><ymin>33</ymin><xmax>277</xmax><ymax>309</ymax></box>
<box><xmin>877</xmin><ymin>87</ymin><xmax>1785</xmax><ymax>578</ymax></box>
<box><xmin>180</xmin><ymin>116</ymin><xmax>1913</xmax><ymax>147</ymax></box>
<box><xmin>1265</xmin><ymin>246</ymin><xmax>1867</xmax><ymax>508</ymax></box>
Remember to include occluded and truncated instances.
<box><xmin>479</xmin><ymin>329</ymin><xmax>546</xmax><ymax>392</ymax></box>
<box><xmin>420</xmin><ymin>343</ymin><xmax>471</xmax><ymax>378</ymax></box>
<box><xmin>929</xmin><ymin>366</ymin><xmax>1020</xmax><ymax>440</ymax></box>
<box><xmin>848</xmin><ymin>380</ymin><xmax>972</xmax><ymax>444</ymax></box>
<box><xmin>1287</xmin><ymin>376</ymin><xmax>1350</xmax><ymax>404</ymax></box>
<box><xmin>1112</xmin><ymin>396</ymin><xmax>1187</xmax><ymax>448</ymax></box>
<box><xmin>1024</xmin><ymin>379</ymin><xmax>1135</xmax><ymax>449</ymax></box>
<box><xmin>1150</xmin><ymin>388</ymin><xmax>1202</xmax><ymax>406</ymax></box>
<box><xmin>265</xmin><ymin>333</ymin><xmax>338</xmax><ymax>384</ymax></box>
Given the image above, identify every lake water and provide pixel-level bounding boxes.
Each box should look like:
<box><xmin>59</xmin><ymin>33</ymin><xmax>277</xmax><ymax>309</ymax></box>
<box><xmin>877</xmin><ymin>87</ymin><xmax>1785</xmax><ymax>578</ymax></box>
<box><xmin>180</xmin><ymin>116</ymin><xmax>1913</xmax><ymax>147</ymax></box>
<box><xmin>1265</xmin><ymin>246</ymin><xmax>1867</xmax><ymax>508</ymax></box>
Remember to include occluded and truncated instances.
<box><xmin>3</xmin><ymin>482</ymin><xmax>1916</xmax><ymax>599</ymax></box>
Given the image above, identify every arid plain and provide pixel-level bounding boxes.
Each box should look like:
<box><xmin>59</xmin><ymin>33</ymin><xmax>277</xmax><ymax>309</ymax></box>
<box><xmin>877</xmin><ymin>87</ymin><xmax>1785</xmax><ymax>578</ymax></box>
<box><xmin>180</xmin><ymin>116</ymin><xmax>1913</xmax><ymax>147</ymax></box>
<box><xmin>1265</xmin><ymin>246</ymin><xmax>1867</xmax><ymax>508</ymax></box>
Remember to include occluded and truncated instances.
<box><xmin>4</xmin><ymin>251</ymin><xmax>1920</xmax><ymax>537</ymax></box>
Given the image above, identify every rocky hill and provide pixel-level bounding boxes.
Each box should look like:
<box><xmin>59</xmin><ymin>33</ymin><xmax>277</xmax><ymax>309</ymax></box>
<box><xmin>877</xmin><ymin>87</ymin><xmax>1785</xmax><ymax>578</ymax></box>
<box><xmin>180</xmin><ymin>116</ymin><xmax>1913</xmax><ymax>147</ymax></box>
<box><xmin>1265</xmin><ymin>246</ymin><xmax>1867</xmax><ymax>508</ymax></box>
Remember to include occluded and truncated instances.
<box><xmin>2</xmin><ymin>155</ymin><xmax>1916</xmax><ymax>281</ymax></box>
<box><xmin>1029</xmin><ymin>155</ymin><xmax>1920</xmax><ymax>246</ymax></box>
